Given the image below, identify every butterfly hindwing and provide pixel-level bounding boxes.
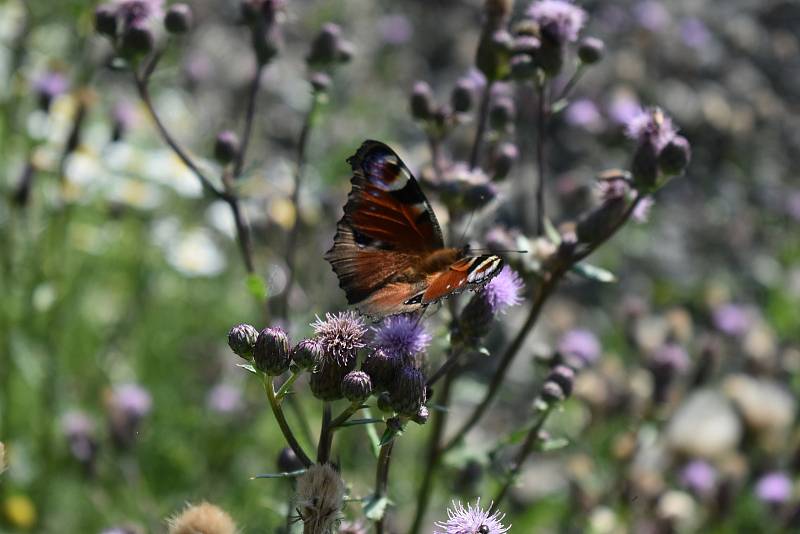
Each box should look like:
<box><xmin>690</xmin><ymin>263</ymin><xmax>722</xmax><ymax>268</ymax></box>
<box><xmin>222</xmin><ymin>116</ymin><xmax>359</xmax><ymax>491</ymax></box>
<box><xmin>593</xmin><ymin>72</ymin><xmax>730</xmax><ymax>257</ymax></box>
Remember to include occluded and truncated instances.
<box><xmin>422</xmin><ymin>255</ymin><xmax>504</xmax><ymax>304</ymax></box>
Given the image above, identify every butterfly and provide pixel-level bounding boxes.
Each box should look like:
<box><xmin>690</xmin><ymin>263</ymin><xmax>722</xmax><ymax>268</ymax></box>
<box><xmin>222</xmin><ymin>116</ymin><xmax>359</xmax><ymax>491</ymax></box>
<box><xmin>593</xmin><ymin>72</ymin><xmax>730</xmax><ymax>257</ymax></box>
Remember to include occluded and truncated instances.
<box><xmin>325</xmin><ymin>140</ymin><xmax>503</xmax><ymax>318</ymax></box>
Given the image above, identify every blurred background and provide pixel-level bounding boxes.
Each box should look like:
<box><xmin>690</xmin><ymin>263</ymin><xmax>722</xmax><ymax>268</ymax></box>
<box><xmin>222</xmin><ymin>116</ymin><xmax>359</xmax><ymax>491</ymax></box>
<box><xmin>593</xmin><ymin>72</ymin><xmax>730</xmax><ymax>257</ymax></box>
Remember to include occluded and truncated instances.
<box><xmin>1</xmin><ymin>0</ymin><xmax>799</xmax><ymax>532</ymax></box>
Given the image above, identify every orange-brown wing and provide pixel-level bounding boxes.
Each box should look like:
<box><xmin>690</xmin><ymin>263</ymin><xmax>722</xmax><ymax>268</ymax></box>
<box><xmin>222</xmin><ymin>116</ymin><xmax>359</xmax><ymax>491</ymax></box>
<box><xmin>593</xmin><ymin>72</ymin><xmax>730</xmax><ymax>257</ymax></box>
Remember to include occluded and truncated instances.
<box><xmin>325</xmin><ymin>141</ymin><xmax>444</xmax><ymax>316</ymax></box>
<box><xmin>422</xmin><ymin>255</ymin><xmax>504</xmax><ymax>304</ymax></box>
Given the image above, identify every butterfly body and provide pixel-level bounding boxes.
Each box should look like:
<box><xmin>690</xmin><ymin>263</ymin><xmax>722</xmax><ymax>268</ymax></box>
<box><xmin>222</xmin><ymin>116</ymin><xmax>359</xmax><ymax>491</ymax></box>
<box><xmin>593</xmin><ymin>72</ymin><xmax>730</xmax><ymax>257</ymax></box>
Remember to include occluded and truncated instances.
<box><xmin>325</xmin><ymin>140</ymin><xmax>503</xmax><ymax>318</ymax></box>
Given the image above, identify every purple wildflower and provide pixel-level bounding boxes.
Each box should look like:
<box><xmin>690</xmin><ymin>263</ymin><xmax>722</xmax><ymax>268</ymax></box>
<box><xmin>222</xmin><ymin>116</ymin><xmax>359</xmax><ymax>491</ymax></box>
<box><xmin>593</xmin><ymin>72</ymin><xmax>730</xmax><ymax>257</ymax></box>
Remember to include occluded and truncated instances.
<box><xmin>680</xmin><ymin>460</ymin><xmax>717</xmax><ymax>496</ymax></box>
<box><xmin>206</xmin><ymin>383</ymin><xmax>243</xmax><ymax>414</ymax></box>
<box><xmin>527</xmin><ymin>0</ymin><xmax>587</xmax><ymax>44</ymax></box>
<box><xmin>111</xmin><ymin>383</ymin><xmax>153</xmax><ymax>418</ymax></box>
<box><xmin>377</xmin><ymin>14</ymin><xmax>413</xmax><ymax>45</ymax></box>
<box><xmin>680</xmin><ymin>17</ymin><xmax>711</xmax><ymax>49</ymax></box>
<box><xmin>62</xmin><ymin>411</ymin><xmax>97</xmax><ymax>464</ymax></box>
<box><xmin>434</xmin><ymin>499</ymin><xmax>510</xmax><ymax>534</ymax></box>
<box><xmin>565</xmin><ymin>98</ymin><xmax>603</xmax><ymax>131</ymax></box>
<box><xmin>625</xmin><ymin>106</ymin><xmax>678</xmax><ymax>152</ymax></box>
<box><xmin>651</xmin><ymin>343</ymin><xmax>690</xmax><ymax>373</ymax></box>
<box><xmin>755</xmin><ymin>471</ymin><xmax>793</xmax><ymax>505</ymax></box>
<box><xmin>373</xmin><ymin>315</ymin><xmax>431</xmax><ymax>358</ymax></box>
<box><xmin>558</xmin><ymin>329</ymin><xmax>601</xmax><ymax>366</ymax></box>
<box><xmin>632</xmin><ymin>196</ymin><xmax>654</xmax><ymax>222</ymax></box>
<box><xmin>633</xmin><ymin>1</ymin><xmax>670</xmax><ymax>32</ymax></box>
<box><xmin>311</xmin><ymin>311</ymin><xmax>367</xmax><ymax>365</ymax></box>
<box><xmin>712</xmin><ymin>303</ymin><xmax>751</xmax><ymax>336</ymax></box>
<box><xmin>482</xmin><ymin>266</ymin><xmax>524</xmax><ymax>313</ymax></box>
<box><xmin>608</xmin><ymin>92</ymin><xmax>641</xmax><ymax>125</ymax></box>
<box><xmin>112</xmin><ymin>0</ymin><xmax>164</xmax><ymax>24</ymax></box>
<box><xmin>33</xmin><ymin>71</ymin><xmax>69</xmax><ymax>100</ymax></box>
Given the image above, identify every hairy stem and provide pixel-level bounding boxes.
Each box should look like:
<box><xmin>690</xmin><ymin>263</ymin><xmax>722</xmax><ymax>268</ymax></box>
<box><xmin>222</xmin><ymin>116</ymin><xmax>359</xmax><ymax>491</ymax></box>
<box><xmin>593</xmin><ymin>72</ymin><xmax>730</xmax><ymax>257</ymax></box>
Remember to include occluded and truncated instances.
<box><xmin>263</xmin><ymin>375</ymin><xmax>313</xmax><ymax>467</ymax></box>
<box><xmin>468</xmin><ymin>81</ymin><xmax>494</xmax><ymax>170</ymax></box>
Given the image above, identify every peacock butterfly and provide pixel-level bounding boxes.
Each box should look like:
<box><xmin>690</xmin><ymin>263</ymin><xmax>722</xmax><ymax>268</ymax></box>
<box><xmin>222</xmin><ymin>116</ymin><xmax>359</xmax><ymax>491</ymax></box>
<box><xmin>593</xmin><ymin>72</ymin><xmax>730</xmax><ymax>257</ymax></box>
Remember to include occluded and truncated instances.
<box><xmin>325</xmin><ymin>140</ymin><xmax>503</xmax><ymax>318</ymax></box>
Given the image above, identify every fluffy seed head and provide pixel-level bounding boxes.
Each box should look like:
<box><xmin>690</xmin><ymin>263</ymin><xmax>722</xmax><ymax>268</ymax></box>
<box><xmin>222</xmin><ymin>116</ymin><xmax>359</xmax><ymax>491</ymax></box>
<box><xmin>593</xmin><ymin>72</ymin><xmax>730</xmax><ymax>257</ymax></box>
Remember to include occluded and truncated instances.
<box><xmin>295</xmin><ymin>464</ymin><xmax>345</xmax><ymax>533</ymax></box>
<box><xmin>167</xmin><ymin>502</ymin><xmax>237</xmax><ymax>534</ymax></box>
<box><xmin>434</xmin><ymin>499</ymin><xmax>510</xmax><ymax>534</ymax></box>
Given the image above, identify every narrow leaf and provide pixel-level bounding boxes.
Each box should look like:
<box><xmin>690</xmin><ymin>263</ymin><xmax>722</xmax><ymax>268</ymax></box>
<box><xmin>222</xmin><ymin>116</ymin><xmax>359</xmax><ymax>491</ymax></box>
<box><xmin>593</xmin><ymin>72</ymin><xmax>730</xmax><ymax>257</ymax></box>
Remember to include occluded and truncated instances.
<box><xmin>252</xmin><ymin>469</ymin><xmax>306</xmax><ymax>479</ymax></box>
<box><xmin>571</xmin><ymin>262</ymin><xmax>617</xmax><ymax>283</ymax></box>
<box><xmin>363</xmin><ymin>495</ymin><xmax>390</xmax><ymax>521</ymax></box>
<box><xmin>236</xmin><ymin>363</ymin><xmax>258</xmax><ymax>375</ymax></box>
<box><xmin>339</xmin><ymin>418</ymin><xmax>384</xmax><ymax>428</ymax></box>
<box><xmin>536</xmin><ymin>437</ymin><xmax>570</xmax><ymax>452</ymax></box>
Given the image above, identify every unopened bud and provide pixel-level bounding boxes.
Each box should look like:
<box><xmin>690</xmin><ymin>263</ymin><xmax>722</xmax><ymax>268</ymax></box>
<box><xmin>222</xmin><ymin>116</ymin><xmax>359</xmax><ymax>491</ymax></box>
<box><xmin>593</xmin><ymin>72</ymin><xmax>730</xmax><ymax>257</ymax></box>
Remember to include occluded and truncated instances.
<box><xmin>95</xmin><ymin>4</ymin><xmax>118</xmax><ymax>37</ymax></box>
<box><xmin>309</xmin><ymin>71</ymin><xmax>331</xmax><ymax>92</ymax></box>
<box><xmin>412</xmin><ymin>405</ymin><xmax>430</xmax><ymax>425</ymax></box>
<box><xmin>307</xmin><ymin>23</ymin><xmax>342</xmax><ymax>66</ymax></box>
<box><xmin>476</xmin><ymin>29</ymin><xmax>512</xmax><ymax>81</ymax></box>
<box><xmin>390</xmin><ymin>366</ymin><xmax>427</xmax><ymax>417</ymax></box>
<box><xmin>252</xmin><ymin>25</ymin><xmax>281</xmax><ymax>65</ymax></box>
<box><xmin>510</xmin><ymin>54</ymin><xmax>537</xmax><ymax>80</ymax></box>
<box><xmin>377</xmin><ymin>391</ymin><xmax>393</xmax><ymax>413</ymax></box>
<box><xmin>410</xmin><ymin>81</ymin><xmax>435</xmax><ymax>121</ymax></box>
<box><xmin>631</xmin><ymin>140</ymin><xmax>659</xmax><ymax>189</ymax></box>
<box><xmin>227</xmin><ymin>323</ymin><xmax>259</xmax><ymax>360</ymax></box>
<box><xmin>277</xmin><ymin>446</ymin><xmax>304</xmax><ymax>472</ymax></box>
<box><xmin>341</xmin><ymin>371</ymin><xmax>372</xmax><ymax>403</ymax></box>
<box><xmin>578</xmin><ymin>37</ymin><xmax>604</xmax><ymax>64</ymax></box>
<box><xmin>165</xmin><ymin>4</ymin><xmax>193</xmax><ymax>34</ymax></box>
<box><xmin>387</xmin><ymin>416</ymin><xmax>404</xmax><ymax>433</ymax></box>
<box><xmin>538</xmin><ymin>24</ymin><xmax>564</xmax><ymax>76</ymax></box>
<box><xmin>120</xmin><ymin>20</ymin><xmax>154</xmax><ymax>57</ymax></box>
<box><xmin>214</xmin><ymin>130</ymin><xmax>240</xmax><ymax>164</ymax></box>
<box><xmin>540</xmin><ymin>380</ymin><xmax>566</xmax><ymax>404</ymax></box>
<box><xmin>546</xmin><ymin>365</ymin><xmax>575</xmax><ymax>398</ymax></box>
<box><xmin>489</xmin><ymin>96</ymin><xmax>515</xmax><ymax>131</ymax></box>
<box><xmin>458</xmin><ymin>294</ymin><xmax>493</xmax><ymax>341</ymax></box>
<box><xmin>291</xmin><ymin>338</ymin><xmax>323</xmax><ymax>370</ymax></box>
<box><xmin>336</xmin><ymin>40</ymin><xmax>355</xmax><ymax>63</ymax></box>
<box><xmin>362</xmin><ymin>348</ymin><xmax>398</xmax><ymax>392</ymax></box>
<box><xmin>492</xmin><ymin>142</ymin><xmax>518</xmax><ymax>180</ymax></box>
<box><xmin>309</xmin><ymin>357</ymin><xmax>353</xmax><ymax>401</ymax></box>
<box><xmin>658</xmin><ymin>135</ymin><xmax>691</xmax><ymax>176</ymax></box>
<box><xmin>254</xmin><ymin>327</ymin><xmax>291</xmax><ymax>375</ymax></box>
<box><xmin>451</xmin><ymin>79</ymin><xmax>475</xmax><ymax>114</ymax></box>
<box><xmin>576</xmin><ymin>196</ymin><xmax>627</xmax><ymax>244</ymax></box>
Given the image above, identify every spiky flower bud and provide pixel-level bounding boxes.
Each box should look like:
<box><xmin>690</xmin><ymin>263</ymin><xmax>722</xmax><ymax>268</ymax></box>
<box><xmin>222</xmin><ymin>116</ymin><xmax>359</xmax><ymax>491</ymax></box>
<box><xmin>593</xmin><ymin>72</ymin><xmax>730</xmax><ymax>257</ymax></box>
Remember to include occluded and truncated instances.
<box><xmin>390</xmin><ymin>366</ymin><xmax>427</xmax><ymax>416</ymax></box>
<box><xmin>95</xmin><ymin>4</ymin><xmax>118</xmax><ymax>37</ymax></box>
<box><xmin>362</xmin><ymin>348</ymin><xmax>398</xmax><ymax>392</ymax></box>
<box><xmin>252</xmin><ymin>24</ymin><xmax>281</xmax><ymax>65</ymax></box>
<box><xmin>476</xmin><ymin>29</ymin><xmax>512</xmax><ymax>81</ymax></box>
<box><xmin>227</xmin><ymin>323</ymin><xmax>259</xmax><ymax>360</ymax></box>
<box><xmin>451</xmin><ymin>78</ymin><xmax>476</xmax><ymax>113</ymax></box>
<box><xmin>459</xmin><ymin>294</ymin><xmax>494</xmax><ymax>341</ymax></box>
<box><xmin>120</xmin><ymin>19</ymin><xmax>154</xmax><ymax>57</ymax></box>
<box><xmin>491</xmin><ymin>142</ymin><xmax>518</xmax><ymax>180</ymax></box>
<box><xmin>412</xmin><ymin>405</ymin><xmax>430</xmax><ymax>425</ymax></box>
<box><xmin>307</xmin><ymin>22</ymin><xmax>342</xmax><ymax>66</ymax></box>
<box><xmin>377</xmin><ymin>391</ymin><xmax>394</xmax><ymax>413</ymax></box>
<box><xmin>214</xmin><ymin>130</ymin><xmax>240</xmax><ymax>164</ymax></box>
<box><xmin>658</xmin><ymin>135</ymin><xmax>691</xmax><ymax>176</ymax></box>
<box><xmin>165</xmin><ymin>4</ymin><xmax>193</xmax><ymax>34</ymax></box>
<box><xmin>576</xmin><ymin>196</ymin><xmax>626</xmax><ymax>244</ymax></box>
<box><xmin>410</xmin><ymin>81</ymin><xmax>435</xmax><ymax>121</ymax></box>
<box><xmin>489</xmin><ymin>96</ymin><xmax>515</xmax><ymax>131</ymax></box>
<box><xmin>342</xmin><ymin>371</ymin><xmax>372</xmax><ymax>403</ymax></box>
<box><xmin>291</xmin><ymin>338</ymin><xmax>323</xmax><ymax>370</ymax></box>
<box><xmin>254</xmin><ymin>327</ymin><xmax>291</xmax><ymax>375</ymax></box>
<box><xmin>539</xmin><ymin>380</ymin><xmax>566</xmax><ymax>404</ymax></box>
<box><xmin>546</xmin><ymin>365</ymin><xmax>576</xmax><ymax>398</ymax></box>
<box><xmin>578</xmin><ymin>36</ymin><xmax>604</xmax><ymax>64</ymax></box>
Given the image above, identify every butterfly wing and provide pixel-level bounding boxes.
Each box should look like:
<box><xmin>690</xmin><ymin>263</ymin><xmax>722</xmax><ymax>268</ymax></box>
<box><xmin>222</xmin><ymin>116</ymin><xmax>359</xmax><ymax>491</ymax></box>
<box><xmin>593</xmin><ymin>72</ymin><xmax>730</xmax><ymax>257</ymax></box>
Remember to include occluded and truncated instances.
<box><xmin>422</xmin><ymin>255</ymin><xmax>504</xmax><ymax>304</ymax></box>
<box><xmin>325</xmin><ymin>140</ymin><xmax>445</xmax><ymax>315</ymax></box>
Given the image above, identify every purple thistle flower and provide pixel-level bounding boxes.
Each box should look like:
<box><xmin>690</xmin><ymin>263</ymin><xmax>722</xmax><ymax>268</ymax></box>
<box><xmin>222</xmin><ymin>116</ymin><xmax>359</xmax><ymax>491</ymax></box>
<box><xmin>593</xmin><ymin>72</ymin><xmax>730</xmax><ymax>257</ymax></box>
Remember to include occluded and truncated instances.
<box><xmin>33</xmin><ymin>71</ymin><xmax>69</xmax><ymax>101</ymax></box>
<box><xmin>625</xmin><ymin>106</ymin><xmax>678</xmax><ymax>152</ymax></box>
<box><xmin>112</xmin><ymin>0</ymin><xmax>164</xmax><ymax>24</ymax></box>
<box><xmin>377</xmin><ymin>14</ymin><xmax>413</xmax><ymax>45</ymax></box>
<box><xmin>755</xmin><ymin>471</ymin><xmax>793</xmax><ymax>505</ymax></box>
<box><xmin>311</xmin><ymin>311</ymin><xmax>367</xmax><ymax>365</ymax></box>
<box><xmin>712</xmin><ymin>303</ymin><xmax>751</xmax><ymax>337</ymax></box>
<box><xmin>206</xmin><ymin>383</ymin><xmax>243</xmax><ymax>414</ymax></box>
<box><xmin>565</xmin><ymin>98</ymin><xmax>603</xmax><ymax>131</ymax></box>
<box><xmin>608</xmin><ymin>92</ymin><xmax>641</xmax><ymax>125</ymax></box>
<box><xmin>680</xmin><ymin>460</ymin><xmax>717</xmax><ymax>496</ymax></box>
<box><xmin>633</xmin><ymin>1</ymin><xmax>670</xmax><ymax>32</ymax></box>
<box><xmin>482</xmin><ymin>265</ymin><xmax>524</xmax><ymax>314</ymax></box>
<box><xmin>111</xmin><ymin>383</ymin><xmax>153</xmax><ymax>418</ymax></box>
<box><xmin>434</xmin><ymin>499</ymin><xmax>510</xmax><ymax>534</ymax></box>
<box><xmin>558</xmin><ymin>328</ymin><xmax>601</xmax><ymax>366</ymax></box>
<box><xmin>373</xmin><ymin>315</ymin><xmax>431</xmax><ymax>358</ymax></box>
<box><xmin>527</xmin><ymin>0</ymin><xmax>587</xmax><ymax>44</ymax></box>
<box><xmin>651</xmin><ymin>343</ymin><xmax>690</xmax><ymax>373</ymax></box>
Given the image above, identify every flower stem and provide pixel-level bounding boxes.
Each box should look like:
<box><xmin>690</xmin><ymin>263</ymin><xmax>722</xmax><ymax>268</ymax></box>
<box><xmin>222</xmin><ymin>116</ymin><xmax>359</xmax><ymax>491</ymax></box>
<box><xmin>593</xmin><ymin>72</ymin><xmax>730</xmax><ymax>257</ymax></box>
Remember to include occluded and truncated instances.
<box><xmin>554</xmin><ymin>64</ymin><xmax>585</xmax><ymax>104</ymax></box>
<box><xmin>468</xmin><ymin>81</ymin><xmax>494</xmax><ymax>170</ymax></box>
<box><xmin>374</xmin><ymin>439</ymin><xmax>396</xmax><ymax>534</ymax></box>
<box><xmin>275</xmin><ymin>369</ymin><xmax>301</xmax><ymax>401</ymax></box>
<box><xmin>535</xmin><ymin>80</ymin><xmax>548</xmax><ymax>236</ymax></box>
<box><xmin>233</xmin><ymin>62</ymin><xmax>264</xmax><ymax>178</ymax></box>
<box><xmin>426</xmin><ymin>344</ymin><xmax>462</xmax><ymax>387</ymax></box>
<box><xmin>317</xmin><ymin>401</ymin><xmax>332</xmax><ymax>463</ymax></box>
<box><xmin>262</xmin><ymin>374</ymin><xmax>313</xmax><ymax>467</ymax></box>
<box><xmin>330</xmin><ymin>401</ymin><xmax>363</xmax><ymax>430</ymax></box>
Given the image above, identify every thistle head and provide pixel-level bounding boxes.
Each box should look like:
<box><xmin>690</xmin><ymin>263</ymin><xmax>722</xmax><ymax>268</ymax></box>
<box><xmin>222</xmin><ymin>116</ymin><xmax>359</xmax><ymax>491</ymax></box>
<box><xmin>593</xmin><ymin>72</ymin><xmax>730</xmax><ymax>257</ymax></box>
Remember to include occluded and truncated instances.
<box><xmin>434</xmin><ymin>499</ymin><xmax>510</xmax><ymax>534</ymax></box>
<box><xmin>372</xmin><ymin>315</ymin><xmax>431</xmax><ymax>361</ymax></box>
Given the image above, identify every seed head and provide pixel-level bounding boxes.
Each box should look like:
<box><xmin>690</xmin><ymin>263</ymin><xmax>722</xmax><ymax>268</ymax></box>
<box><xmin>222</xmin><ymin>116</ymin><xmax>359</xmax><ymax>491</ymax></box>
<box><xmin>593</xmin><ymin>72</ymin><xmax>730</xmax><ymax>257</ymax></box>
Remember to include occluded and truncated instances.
<box><xmin>167</xmin><ymin>502</ymin><xmax>237</xmax><ymax>534</ymax></box>
<box><xmin>295</xmin><ymin>464</ymin><xmax>345</xmax><ymax>534</ymax></box>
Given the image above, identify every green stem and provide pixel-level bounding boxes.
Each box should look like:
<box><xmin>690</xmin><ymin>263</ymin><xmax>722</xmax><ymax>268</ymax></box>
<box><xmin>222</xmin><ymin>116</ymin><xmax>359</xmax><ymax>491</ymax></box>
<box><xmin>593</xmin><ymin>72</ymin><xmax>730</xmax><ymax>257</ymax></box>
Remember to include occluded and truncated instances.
<box><xmin>317</xmin><ymin>402</ymin><xmax>332</xmax><ymax>463</ymax></box>
<box><xmin>374</xmin><ymin>439</ymin><xmax>396</xmax><ymax>534</ymax></box>
<box><xmin>330</xmin><ymin>401</ymin><xmax>363</xmax><ymax>430</ymax></box>
<box><xmin>262</xmin><ymin>375</ymin><xmax>312</xmax><ymax>467</ymax></box>
<box><xmin>275</xmin><ymin>369</ymin><xmax>301</xmax><ymax>401</ymax></box>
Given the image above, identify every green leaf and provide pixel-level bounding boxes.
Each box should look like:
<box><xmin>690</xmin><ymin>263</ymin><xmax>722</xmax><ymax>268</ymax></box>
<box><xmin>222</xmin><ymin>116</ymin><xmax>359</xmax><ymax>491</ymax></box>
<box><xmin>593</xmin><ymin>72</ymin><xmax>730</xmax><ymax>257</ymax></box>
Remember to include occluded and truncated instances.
<box><xmin>236</xmin><ymin>363</ymin><xmax>258</xmax><ymax>375</ymax></box>
<box><xmin>543</xmin><ymin>217</ymin><xmax>562</xmax><ymax>245</ymax></box>
<box><xmin>536</xmin><ymin>437</ymin><xmax>569</xmax><ymax>452</ymax></box>
<box><xmin>379</xmin><ymin>426</ymin><xmax>402</xmax><ymax>446</ymax></box>
<box><xmin>571</xmin><ymin>262</ymin><xmax>617</xmax><ymax>283</ymax></box>
<box><xmin>252</xmin><ymin>471</ymin><xmax>304</xmax><ymax>480</ymax></box>
<box><xmin>551</xmin><ymin>98</ymin><xmax>569</xmax><ymax>114</ymax></box>
<box><xmin>363</xmin><ymin>494</ymin><xmax>391</xmax><ymax>521</ymax></box>
<box><xmin>362</xmin><ymin>408</ymin><xmax>382</xmax><ymax>458</ymax></box>
<box><xmin>339</xmin><ymin>418</ymin><xmax>384</xmax><ymax>428</ymax></box>
<box><xmin>246</xmin><ymin>274</ymin><xmax>268</xmax><ymax>301</ymax></box>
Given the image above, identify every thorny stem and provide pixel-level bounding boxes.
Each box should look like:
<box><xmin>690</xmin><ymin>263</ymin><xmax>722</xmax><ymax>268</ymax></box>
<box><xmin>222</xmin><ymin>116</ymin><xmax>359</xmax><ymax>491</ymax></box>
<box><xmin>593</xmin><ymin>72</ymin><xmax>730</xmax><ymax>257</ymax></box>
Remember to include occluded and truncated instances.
<box><xmin>317</xmin><ymin>401</ymin><xmax>332</xmax><ymax>464</ymax></box>
<box><xmin>374</xmin><ymin>439</ymin><xmax>396</xmax><ymax>534</ymax></box>
<box><xmin>410</xmin><ymin>371</ymin><xmax>456</xmax><ymax>534</ymax></box>
<box><xmin>468</xmin><ymin>81</ymin><xmax>494</xmax><ymax>170</ymax></box>
<box><xmin>134</xmin><ymin>59</ymin><xmax>257</xmax><ymax>274</ymax></box>
<box><xmin>262</xmin><ymin>374</ymin><xmax>313</xmax><ymax>467</ymax></box>
<box><xmin>233</xmin><ymin>62</ymin><xmax>264</xmax><ymax>178</ymax></box>
<box><xmin>278</xmin><ymin>90</ymin><xmax>323</xmax><ymax>319</ymax></box>
<box><xmin>489</xmin><ymin>403</ymin><xmax>555</xmax><ymax>514</ymax></box>
<box><xmin>535</xmin><ymin>81</ymin><xmax>548</xmax><ymax>236</ymax></box>
<box><xmin>441</xmin><ymin>193</ymin><xmax>644</xmax><ymax>453</ymax></box>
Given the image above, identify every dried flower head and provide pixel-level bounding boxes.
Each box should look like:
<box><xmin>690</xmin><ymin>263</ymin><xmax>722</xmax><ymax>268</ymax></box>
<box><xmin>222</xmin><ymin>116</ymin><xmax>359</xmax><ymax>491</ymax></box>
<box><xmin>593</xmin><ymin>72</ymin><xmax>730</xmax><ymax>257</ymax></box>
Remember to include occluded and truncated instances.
<box><xmin>312</xmin><ymin>311</ymin><xmax>367</xmax><ymax>366</ymax></box>
<box><xmin>527</xmin><ymin>0</ymin><xmax>587</xmax><ymax>44</ymax></box>
<box><xmin>373</xmin><ymin>315</ymin><xmax>431</xmax><ymax>360</ymax></box>
<box><xmin>295</xmin><ymin>463</ymin><xmax>345</xmax><ymax>533</ymax></box>
<box><xmin>167</xmin><ymin>502</ymin><xmax>237</xmax><ymax>534</ymax></box>
<box><xmin>625</xmin><ymin>106</ymin><xmax>677</xmax><ymax>152</ymax></box>
<box><xmin>483</xmin><ymin>266</ymin><xmax>524</xmax><ymax>313</ymax></box>
<box><xmin>434</xmin><ymin>499</ymin><xmax>510</xmax><ymax>534</ymax></box>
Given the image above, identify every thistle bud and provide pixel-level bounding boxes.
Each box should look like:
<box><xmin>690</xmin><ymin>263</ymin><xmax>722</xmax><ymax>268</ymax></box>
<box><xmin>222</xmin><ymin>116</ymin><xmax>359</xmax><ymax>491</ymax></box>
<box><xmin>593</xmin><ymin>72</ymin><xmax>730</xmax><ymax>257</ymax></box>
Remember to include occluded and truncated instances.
<box><xmin>630</xmin><ymin>140</ymin><xmax>659</xmax><ymax>189</ymax></box>
<box><xmin>451</xmin><ymin>79</ymin><xmax>475</xmax><ymax>114</ymax></box>
<box><xmin>489</xmin><ymin>96</ymin><xmax>515</xmax><ymax>131</ymax></box>
<box><xmin>120</xmin><ymin>19</ymin><xmax>154</xmax><ymax>57</ymax></box>
<box><xmin>658</xmin><ymin>135</ymin><xmax>691</xmax><ymax>176</ymax></box>
<box><xmin>214</xmin><ymin>130</ymin><xmax>240</xmax><ymax>164</ymax></box>
<box><xmin>390</xmin><ymin>366</ymin><xmax>427</xmax><ymax>417</ymax></box>
<box><xmin>277</xmin><ymin>446</ymin><xmax>304</xmax><ymax>473</ymax></box>
<box><xmin>458</xmin><ymin>294</ymin><xmax>493</xmax><ymax>342</ymax></box>
<box><xmin>412</xmin><ymin>405</ymin><xmax>430</xmax><ymax>425</ymax></box>
<box><xmin>164</xmin><ymin>4</ymin><xmax>193</xmax><ymax>34</ymax></box>
<box><xmin>341</xmin><ymin>371</ymin><xmax>372</xmax><ymax>403</ymax></box>
<box><xmin>309</xmin><ymin>71</ymin><xmax>331</xmax><ymax>93</ymax></box>
<box><xmin>252</xmin><ymin>24</ymin><xmax>281</xmax><ymax>65</ymax></box>
<box><xmin>576</xmin><ymin>196</ymin><xmax>627</xmax><ymax>244</ymax></box>
<box><xmin>476</xmin><ymin>29</ymin><xmax>512</xmax><ymax>81</ymax></box>
<box><xmin>540</xmin><ymin>380</ymin><xmax>566</xmax><ymax>404</ymax></box>
<box><xmin>538</xmin><ymin>24</ymin><xmax>564</xmax><ymax>76</ymax></box>
<box><xmin>512</xmin><ymin>35</ymin><xmax>541</xmax><ymax>57</ymax></box>
<box><xmin>377</xmin><ymin>391</ymin><xmax>393</xmax><ymax>413</ymax></box>
<box><xmin>254</xmin><ymin>327</ymin><xmax>291</xmax><ymax>375</ymax></box>
<box><xmin>310</xmin><ymin>361</ymin><xmax>352</xmax><ymax>401</ymax></box>
<box><xmin>578</xmin><ymin>37</ymin><xmax>604</xmax><ymax>65</ymax></box>
<box><xmin>307</xmin><ymin>23</ymin><xmax>342</xmax><ymax>66</ymax></box>
<box><xmin>491</xmin><ymin>142</ymin><xmax>518</xmax><ymax>180</ymax></box>
<box><xmin>95</xmin><ymin>4</ymin><xmax>118</xmax><ymax>37</ymax></box>
<box><xmin>227</xmin><ymin>323</ymin><xmax>259</xmax><ymax>360</ymax></box>
<box><xmin>546</xmin><ymin>365</ymin><xmax>576</xmax><ymax>398</ymax></box>
<box><xmin>362</xmin><ymin>348</ymin><xmax>398</xmax><ymax>392</ymax></box>
<box><xmin>336</xmin><ymin>40</ymin><xmax>355</xmax><ymax>63</ymax></box>
<box><xmin>410</xmin><ymin>81</ymin><xmax>435</xmax><ymax>121</ymax></box>
<box><xmin>510</xmin><ymin>54</ymin><xmax>536</xmax><ymax>80</ymax></box>
<box><xmin>290</xmin><ymin>338</ymin><xmax>322</xmax><ymax>370</ymax></box>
